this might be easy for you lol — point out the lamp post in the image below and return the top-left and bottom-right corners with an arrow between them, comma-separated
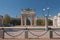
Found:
45,14 -> 48,31
43,7 -> 50,31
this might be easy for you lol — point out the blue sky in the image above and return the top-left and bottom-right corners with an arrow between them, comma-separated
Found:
0,0 -> 60,18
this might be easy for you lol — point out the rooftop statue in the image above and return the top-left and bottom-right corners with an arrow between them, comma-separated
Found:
25,8 -> 32,11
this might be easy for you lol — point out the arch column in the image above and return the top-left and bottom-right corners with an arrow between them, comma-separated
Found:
31,16 -> 32,26
24,17 -> 26,26
34,16 -> 36,26
21,16 -> 23,26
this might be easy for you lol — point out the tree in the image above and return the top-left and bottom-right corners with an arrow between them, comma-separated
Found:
3,14 -> 11,26
36,18 -> 53,26
10,19 -> 21,26
41,19 -> 45,26
37,19 -> 45,26
48,19 -> 53,26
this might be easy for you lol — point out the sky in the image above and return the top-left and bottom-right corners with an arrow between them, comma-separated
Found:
0,0 -> 60,18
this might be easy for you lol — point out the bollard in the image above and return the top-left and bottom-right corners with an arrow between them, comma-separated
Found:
2,28 -> 4,39
49,30 -> 53,39
25,28 -> 28,39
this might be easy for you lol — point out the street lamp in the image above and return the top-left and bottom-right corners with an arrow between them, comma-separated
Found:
42,7 -> 50,31
47,7 -> 49,10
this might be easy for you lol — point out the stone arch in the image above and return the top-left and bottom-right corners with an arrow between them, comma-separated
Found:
21,8 -> 36,26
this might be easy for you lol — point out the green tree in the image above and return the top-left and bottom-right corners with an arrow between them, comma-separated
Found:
3,14 -> 11,26
48,19 -> 53,26
10,19 -> 21,26
41,19 -> 45,26
37,19 -> 45,26
36,18 -> 53,26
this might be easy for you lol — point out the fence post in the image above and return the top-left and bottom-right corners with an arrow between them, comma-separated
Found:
2,28 -> 4,39
49,30 -> 53,39
25,28 -> 28,39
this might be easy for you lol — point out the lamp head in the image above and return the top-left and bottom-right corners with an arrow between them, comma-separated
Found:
47,7 -> 49,10
43,9 -> 45,11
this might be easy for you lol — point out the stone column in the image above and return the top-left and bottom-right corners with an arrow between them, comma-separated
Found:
21,16 -> 23,26
34,17 -> 36,26
31,16 -> 32,26
53,19 -> 54,27
57,16 -> 60,27
24,17 -> 26,26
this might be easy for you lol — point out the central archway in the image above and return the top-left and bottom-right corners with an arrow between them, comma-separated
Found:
21,8 -> 36,26
26,17 -> 30,25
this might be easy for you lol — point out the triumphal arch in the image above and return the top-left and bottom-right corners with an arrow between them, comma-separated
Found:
21,8 -> 36,26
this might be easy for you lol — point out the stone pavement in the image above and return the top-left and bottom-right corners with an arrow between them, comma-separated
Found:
0,38 -> 60,40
